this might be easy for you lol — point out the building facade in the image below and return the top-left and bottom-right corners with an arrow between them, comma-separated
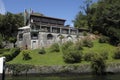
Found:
17,13 -> 88,49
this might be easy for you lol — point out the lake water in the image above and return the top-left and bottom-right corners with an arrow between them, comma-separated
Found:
6,74 -> 120,80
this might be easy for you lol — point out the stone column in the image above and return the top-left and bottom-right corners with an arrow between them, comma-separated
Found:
77,29 -> 79,35
40,25 -> 41,32
60,28 -> 62,34
50,26 -> 52,33
69,28 -> 71,34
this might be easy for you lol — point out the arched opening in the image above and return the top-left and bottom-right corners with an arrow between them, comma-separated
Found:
67,35 -> 73,41
47,34 -> 53,40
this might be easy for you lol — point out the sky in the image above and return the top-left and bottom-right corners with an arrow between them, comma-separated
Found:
1,0 -> 97,26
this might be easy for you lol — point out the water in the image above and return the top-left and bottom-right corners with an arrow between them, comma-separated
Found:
6,74 -> 120,80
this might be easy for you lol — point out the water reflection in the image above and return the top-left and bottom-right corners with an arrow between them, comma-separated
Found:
6,74 -> 120,80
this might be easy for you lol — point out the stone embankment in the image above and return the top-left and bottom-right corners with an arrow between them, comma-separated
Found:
5,62 -> 120,75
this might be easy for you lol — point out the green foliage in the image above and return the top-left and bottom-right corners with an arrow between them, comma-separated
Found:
0,48 -> 10,54
73,12 -> 88,28
38,47 -> 46,54
62,41 -> 73,53
93,0 -> 120,44
100,51 -> 108,60
3,48 -> 20,62
74,41 -> 83,50
84,52 -> 94,61
113,48 -> 120,59
74,0 -> 120,44
10,48 -> 20,58
58,34 -> 65,44
3,54 -> 12,62
91,54 -> 106,75
0,34 -> 3,48
83,31 -> 88,36
99,36 -> 110,43
59,35 -> 64,40
63,46 -> 82,63
50,43 -> 60,52
93,31 -> 99,35
83,38 -> 93,48
0,12 -> 24,41
62,41 -> 82,63
9,37 -> 17,47
9,37 -> 17,43
22,50 -> 32,60
7,40 -> 116,65
6,63 -> 34,76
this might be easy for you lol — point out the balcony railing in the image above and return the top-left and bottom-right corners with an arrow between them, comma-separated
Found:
31,37 -> 38,40
30,29 -> 39,32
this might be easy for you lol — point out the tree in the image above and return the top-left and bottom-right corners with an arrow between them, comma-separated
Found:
74,0 -> 120,45
0,34 -> 3,48
2,12 -> 24,38
73,0 -> 93,30
0,12 -> 24,46
9,37 -> 17,48
73,12 -> 88,28
92,0 -> 120,45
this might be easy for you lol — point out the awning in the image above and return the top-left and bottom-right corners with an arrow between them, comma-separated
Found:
18,25 -> 30,30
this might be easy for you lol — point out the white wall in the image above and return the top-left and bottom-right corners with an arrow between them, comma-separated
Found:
0,57 -> 5,73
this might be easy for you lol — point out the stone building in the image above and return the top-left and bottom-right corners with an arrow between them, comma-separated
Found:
17,13 -> 88,49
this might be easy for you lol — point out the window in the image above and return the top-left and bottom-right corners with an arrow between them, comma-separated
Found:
31,32 -> 38,39
42,18 -> 49,23
50,19 -> 57,24
19,34 -> 23,41
58,21 -> 64,25
47,34 -> 53,40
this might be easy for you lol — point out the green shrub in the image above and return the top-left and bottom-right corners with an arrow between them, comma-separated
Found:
38,47 -> 46,54
3,48 -> 20,62
91,54 -> 106,75
100,51 -> 108,60
62,41 -> 73,53
0,34 -> 3,48
63,46 -> 82,63
3,54 -> 12,62
6,63 -> 34,76
99,36 -> 110,43
94,31 -> 99,35
50,43 -> 60,52
113,49 -> 120,59
0,49 -> 10,54
22,50 -> 31,60
74,41 -> 83,50
83,38 -> 93,48
83,31 -> 87,36
10,48 -> 20,58
84,52 -> 94,61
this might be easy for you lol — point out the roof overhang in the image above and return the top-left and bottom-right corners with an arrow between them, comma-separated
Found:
18,25 -> 30,30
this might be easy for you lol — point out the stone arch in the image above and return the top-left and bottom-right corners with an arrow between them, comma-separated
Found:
47,34 -> 53,40
67,35 -> 73,41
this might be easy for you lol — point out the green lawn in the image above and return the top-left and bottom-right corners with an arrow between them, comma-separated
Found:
83,40 -> 116,61
8,49 -> 65,65
7,40 -> 118,65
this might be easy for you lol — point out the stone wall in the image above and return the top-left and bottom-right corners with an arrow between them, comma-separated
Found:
5,63 -> 120,75
17,31 -> 83,49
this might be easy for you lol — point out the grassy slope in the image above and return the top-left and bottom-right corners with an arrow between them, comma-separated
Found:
8,40 -> 118,65
8,49 -> 65,65
83,40 -> 116,61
